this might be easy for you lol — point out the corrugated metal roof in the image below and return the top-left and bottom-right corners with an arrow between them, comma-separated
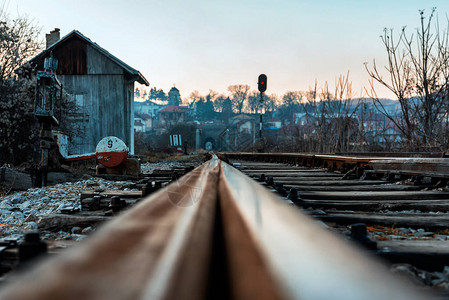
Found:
28,30 -> 149,86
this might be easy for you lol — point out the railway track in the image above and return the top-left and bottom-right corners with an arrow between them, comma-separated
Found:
228,153 -> 449,294
0,153 -> 447,299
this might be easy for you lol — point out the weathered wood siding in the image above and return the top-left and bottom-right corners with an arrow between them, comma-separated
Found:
35,36 -> 87,75
86,45 -> 123,75
127,82 -> 135,154
59,44 -> 133,155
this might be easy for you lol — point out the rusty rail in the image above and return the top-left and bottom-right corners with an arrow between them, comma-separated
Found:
0,156 -> 429,299
369,158 -> 449,178
224,152 -> 449,178
335,152 -> 446,158
223,152 -> 390,172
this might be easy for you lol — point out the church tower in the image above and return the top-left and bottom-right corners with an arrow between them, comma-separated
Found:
167,86 -> 181,106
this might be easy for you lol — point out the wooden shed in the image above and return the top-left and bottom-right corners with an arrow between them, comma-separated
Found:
27,29 -> 149,155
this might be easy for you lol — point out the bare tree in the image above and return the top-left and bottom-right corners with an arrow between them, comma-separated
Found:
0,6 -> 43,165
206,89 -> 218,102
366,8 -> 449,150
228,84 -> 250,114
321,73 -> 360,152
187,90 -> 202,108
283,91 -> 302,106
246,91 -> 260,114
302,80 -> 326,152
277,91 -> 303,122
265,94 -> 279,113
213,94 -> 227,113
246,92 -> 279,115
300,74 -> 359,153
0,8 -> 42,80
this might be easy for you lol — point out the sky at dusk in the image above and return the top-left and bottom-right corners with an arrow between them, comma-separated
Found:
4,0 -> 449,100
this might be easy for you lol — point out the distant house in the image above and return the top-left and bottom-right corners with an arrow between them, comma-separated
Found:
134,119 -> 145,132
293,113 -> 309,126
231,114 -> 255,134
266,117 -> 282,129
381,126 -> 403,143
134,112 -> 153,132
368,125 -> 403,145
135,100 -> 165,118
356,111 -> 399,144
24,29 -> 149,154
158,105 -> 188,125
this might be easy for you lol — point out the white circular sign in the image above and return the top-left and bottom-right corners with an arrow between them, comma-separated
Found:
95,136 -> 129,167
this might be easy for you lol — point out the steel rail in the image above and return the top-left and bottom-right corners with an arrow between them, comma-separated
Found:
335,152 -> 445,158
225,152 -> 449,178
217,160 -> 428,300
224,152 -> 394,162
223,152 -> 391,171
0,156 -> 430,299
369,158 -> 449,178
0,158 -> 221,300
226,152 -> 446,160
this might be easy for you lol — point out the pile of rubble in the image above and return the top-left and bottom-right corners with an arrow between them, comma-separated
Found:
0,158 -> 206,242
0,175 -> 136,241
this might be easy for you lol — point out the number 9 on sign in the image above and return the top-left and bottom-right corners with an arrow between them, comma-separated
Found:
95,136 -> 129,168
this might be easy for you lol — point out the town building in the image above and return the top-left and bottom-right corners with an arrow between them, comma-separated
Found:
134,100 -> 165,118
134,112 -> 153,132
167,86 -> 182,106
158,105 -> 188,125
25,29 -> 149,154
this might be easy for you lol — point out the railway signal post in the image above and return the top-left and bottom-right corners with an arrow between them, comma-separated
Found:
257,74 -> 267,152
